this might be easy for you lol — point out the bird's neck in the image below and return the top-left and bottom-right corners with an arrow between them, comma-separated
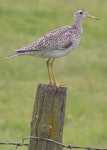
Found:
73,18 -> 83,33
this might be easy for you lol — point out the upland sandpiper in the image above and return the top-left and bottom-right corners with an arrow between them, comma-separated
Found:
7,9 -> 98,86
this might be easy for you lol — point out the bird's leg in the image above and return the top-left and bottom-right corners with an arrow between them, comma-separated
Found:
46,58 -> 58,86
46,58 -> 53,85
50,58 -> 58,86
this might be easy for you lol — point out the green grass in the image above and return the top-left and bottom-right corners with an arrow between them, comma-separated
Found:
0,0 -> 107,149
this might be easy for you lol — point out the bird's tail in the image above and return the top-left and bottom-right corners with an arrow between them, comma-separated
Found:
6,49 -> 35,58
6,51 -> 21,58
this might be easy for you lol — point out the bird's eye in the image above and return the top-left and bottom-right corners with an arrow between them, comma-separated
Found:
79,11 -> 83,15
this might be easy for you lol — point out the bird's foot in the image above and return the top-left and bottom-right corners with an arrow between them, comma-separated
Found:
49,83 -> 66,88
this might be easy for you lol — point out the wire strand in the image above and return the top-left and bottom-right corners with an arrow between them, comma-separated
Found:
0,136 -> 107,150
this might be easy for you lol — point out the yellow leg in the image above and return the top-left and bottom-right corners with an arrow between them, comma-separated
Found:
46,58 -> 58,86
46,58 -> 53,85
49,58 -> 57,86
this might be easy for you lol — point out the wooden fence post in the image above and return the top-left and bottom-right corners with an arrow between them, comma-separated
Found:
28,84 -> 67,150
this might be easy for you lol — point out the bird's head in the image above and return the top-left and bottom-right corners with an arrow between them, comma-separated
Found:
74,9 -> 99,20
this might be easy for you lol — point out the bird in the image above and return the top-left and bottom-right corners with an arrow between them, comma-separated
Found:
7,9 -> 98,87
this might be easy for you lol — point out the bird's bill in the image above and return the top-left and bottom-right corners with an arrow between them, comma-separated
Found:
87,14 -> 99,20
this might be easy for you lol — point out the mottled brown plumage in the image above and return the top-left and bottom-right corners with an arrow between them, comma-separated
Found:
7,9 -> 98,86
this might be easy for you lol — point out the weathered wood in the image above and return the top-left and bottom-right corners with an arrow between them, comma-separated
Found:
28,84 -> 67,150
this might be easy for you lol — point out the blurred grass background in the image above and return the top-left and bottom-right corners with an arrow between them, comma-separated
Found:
0,0 -> 107,149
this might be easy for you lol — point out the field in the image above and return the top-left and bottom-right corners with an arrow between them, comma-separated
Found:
0,0 -> 107,149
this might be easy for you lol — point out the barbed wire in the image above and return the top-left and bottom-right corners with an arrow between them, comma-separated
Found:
0,136 -> 107,150
0,141 -> 28,150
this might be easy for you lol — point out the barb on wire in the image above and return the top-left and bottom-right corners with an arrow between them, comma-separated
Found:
0,142 -> 28,146
0,141 -> 28,150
